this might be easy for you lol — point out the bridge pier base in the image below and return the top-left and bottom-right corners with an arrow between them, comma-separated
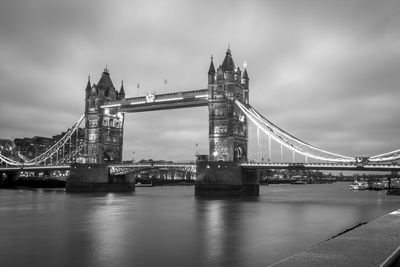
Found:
195,161 -> 259,197
66,163 -> 135,193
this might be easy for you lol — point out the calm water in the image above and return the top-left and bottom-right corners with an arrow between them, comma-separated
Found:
1,183 -> 399,267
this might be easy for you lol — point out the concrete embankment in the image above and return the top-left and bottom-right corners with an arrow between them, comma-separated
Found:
270,208 -> 400,267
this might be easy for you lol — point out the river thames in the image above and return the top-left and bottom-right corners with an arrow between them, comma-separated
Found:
1,182 -> 399,267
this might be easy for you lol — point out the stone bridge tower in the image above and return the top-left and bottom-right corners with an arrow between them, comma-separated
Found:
207,48 -> 249,162
83,68 -> 125,164
195,48 -> 258,196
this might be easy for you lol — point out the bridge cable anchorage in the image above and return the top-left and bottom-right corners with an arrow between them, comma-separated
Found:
0,114 -> 85,167
235,101 -> 355,163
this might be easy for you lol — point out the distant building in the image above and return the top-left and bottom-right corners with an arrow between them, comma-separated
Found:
0,139 -> 16,156
14,136 -> 53,158
0,139 -> 18,166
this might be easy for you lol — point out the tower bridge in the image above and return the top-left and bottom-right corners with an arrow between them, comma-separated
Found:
1,47 -> 400,195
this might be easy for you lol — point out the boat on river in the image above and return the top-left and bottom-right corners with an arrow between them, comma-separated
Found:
349,181 -> 368,190
135,181 -> 153,187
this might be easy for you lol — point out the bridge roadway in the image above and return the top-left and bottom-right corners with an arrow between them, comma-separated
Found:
0,165 -> 70,172
242,162 -> 400,172
101,89 -> 209,112
2,162 -> 400,173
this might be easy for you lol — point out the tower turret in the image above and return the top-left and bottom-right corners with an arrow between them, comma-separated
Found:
221,47 -> 235,71
85,75 -> 91,99
119,80 -> 126,99
242,63 -> 249,105
208,55 -> 216,84
242,63 -> 249,89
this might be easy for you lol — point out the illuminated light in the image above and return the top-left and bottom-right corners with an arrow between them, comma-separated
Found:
206,165 -> 210,169
195,94 -> 209,98
130,101 -> 146,105
218,165 -> 220,168
104,109 -> 109,115
213,151 -> 218,157
117,112 -> 123,118
101,103 -> 121,108
155,97 -> 183,102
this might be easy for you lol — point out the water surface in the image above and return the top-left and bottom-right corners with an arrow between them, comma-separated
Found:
1,183 -> 399,267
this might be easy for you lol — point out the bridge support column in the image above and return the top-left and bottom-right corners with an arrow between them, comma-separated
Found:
66,163 -> 135,192
195,161 -> 259,196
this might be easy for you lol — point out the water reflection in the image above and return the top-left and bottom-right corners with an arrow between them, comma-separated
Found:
195,199 -> 247,266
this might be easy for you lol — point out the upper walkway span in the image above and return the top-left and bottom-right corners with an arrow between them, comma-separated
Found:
101,89 -> 208,113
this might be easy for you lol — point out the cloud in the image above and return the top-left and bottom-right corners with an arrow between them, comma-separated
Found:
0,0 -> 399,162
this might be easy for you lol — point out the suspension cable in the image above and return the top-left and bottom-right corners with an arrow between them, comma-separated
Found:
0,114 -> 84,166
23,114 -> 84,165
236,101 -> 354,162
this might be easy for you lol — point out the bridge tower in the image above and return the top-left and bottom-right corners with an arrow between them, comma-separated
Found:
67,69 -> 133,192
207,48 -> 249,162
83,68 -> 125,164
195,48 -> 259,196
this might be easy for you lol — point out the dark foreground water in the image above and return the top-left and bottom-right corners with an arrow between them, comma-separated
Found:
1,183 -> 399,267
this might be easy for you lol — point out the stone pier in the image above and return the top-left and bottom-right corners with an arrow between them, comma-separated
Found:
66,163 -> 135,192
195,161 -> 259,196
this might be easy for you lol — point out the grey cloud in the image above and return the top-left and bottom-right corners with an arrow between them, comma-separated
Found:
0,0 -> 399,161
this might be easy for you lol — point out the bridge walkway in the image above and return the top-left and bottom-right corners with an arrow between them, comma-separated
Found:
271,208 -> 400,267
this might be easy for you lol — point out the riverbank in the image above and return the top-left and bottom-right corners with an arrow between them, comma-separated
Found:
270,208 -> 400,267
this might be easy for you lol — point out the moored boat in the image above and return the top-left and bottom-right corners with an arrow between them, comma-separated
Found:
349,181 -> 368,190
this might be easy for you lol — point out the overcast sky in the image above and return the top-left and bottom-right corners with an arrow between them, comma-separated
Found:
1,0 -> 400,162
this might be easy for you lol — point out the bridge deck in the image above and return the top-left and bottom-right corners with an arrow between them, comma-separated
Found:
0,165 -> 70,172
242,162 -> 400,172
2,162 -> 400,172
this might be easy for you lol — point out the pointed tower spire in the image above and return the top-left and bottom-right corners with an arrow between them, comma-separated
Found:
119,80 -> 125,99
242,68 -> 249,80
86,75 -> 91,89
208,55 -> 216,84
208,55 -> 216,75
221,46 -> 235,71
242,61 -> 249,89
85,75 -> 92,98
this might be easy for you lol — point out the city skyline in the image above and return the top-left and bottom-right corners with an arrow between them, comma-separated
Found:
1,0 -> 400,161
